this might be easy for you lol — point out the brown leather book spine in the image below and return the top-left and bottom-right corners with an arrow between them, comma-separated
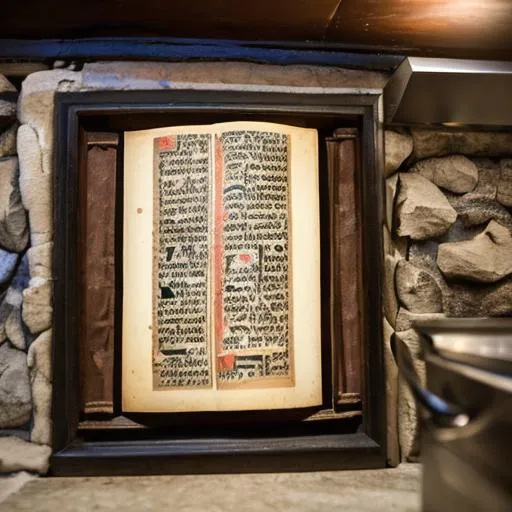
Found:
80,132 -> 118,415
327,128 -> 363,406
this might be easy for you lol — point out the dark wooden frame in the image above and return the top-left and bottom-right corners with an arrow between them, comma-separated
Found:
52,89 -> 385,475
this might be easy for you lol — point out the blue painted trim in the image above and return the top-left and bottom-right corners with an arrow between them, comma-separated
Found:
0,37 -> 404,71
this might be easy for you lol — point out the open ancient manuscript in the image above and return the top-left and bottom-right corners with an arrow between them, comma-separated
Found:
123,121 -> 321,412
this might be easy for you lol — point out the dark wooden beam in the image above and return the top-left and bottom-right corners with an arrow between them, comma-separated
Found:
0,0 -> 340,40
327,0 -> 512,61
1,1 -> 511,60
0,38 -> 403,71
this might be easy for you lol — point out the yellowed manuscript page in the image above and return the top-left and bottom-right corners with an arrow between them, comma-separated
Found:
123,121 -> 321,412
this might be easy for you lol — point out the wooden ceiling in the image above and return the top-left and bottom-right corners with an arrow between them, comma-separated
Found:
2,0 -> 512,60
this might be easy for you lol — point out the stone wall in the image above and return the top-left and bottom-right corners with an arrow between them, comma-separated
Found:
1,61 -> 510,474
384,128 -> 512,463
0,77 -> 47,473
0,62 -> 389,474
0,70 -> 79,473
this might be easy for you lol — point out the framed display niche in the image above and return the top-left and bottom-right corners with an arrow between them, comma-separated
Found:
52,88 -> 385,475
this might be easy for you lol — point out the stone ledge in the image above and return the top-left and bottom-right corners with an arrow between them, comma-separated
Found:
0,465 -> 421,511
82,61 -> 389,92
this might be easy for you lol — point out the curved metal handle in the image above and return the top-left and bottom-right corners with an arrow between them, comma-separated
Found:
391,333 -> 470,428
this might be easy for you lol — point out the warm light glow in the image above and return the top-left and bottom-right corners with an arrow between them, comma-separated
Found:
425,0 -> 503,26
396,0 -> 508,39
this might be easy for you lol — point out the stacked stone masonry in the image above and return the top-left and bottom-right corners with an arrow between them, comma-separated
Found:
384,128 -> 512,464
0,69 -> 79,475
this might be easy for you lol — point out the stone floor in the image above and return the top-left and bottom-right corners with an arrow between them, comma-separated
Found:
0,464 -> 421,511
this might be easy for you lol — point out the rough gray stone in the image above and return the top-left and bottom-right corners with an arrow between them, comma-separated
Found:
396,173 -> 457,240
408,240 -> 445,280
28,329 -> 52,445
383,317 -> 399,467
385,174 -> 398,231
438,220 -> 512,283
3,285 -> 26,351
0,343 -> 32,428
472,158 -> 500,199
396,329 -> 424,462
437,218 -> 486,247
410,233 -> 511,317
497,159 -> 512,207
443,276 -> 512,318
385,131 -> 413,177
382,225 -> 393,257
0,156 -> 29,252
480,277 -> 512,317
396,260 -> 443,313
412,155 -> 478,194
0,248 -> 18,286
399,375 -> 421,463
412,129 -> 512,160
0,100 -> 16,124
409,239 -> 438,266
4,253 -> 31,350
0,289 -> 8,344
0,74 -> 16,93
407,241 -> 451,312
395,308 -> 446,332
11,251 -> 30,292
383,254 -> 400,327
383,222 -> 408,261
18,70 -> 80,179
0,122 -> 18,158
27,242 -> 52,279
5,284 -> 23,309
443,284 -> 482,317
394,234 -> 409,260
5,302 -> 26,350
0,254 -> 30,349
447,193 -> 512,229
17,124 -> 52,247
0,436 -> 51,474
22,277 -> 52,335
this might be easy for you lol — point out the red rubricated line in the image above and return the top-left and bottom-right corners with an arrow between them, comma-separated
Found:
214,136 -> 224,370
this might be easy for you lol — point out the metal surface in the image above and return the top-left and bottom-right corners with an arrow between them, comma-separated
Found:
422,351 -> 512,512
391,334 -> 469,428
385,57 -> 512,126
415,318 -> 512,375
395,318 -> 512,511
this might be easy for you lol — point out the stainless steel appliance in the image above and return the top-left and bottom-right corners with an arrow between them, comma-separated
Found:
392,319 -> 512,512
